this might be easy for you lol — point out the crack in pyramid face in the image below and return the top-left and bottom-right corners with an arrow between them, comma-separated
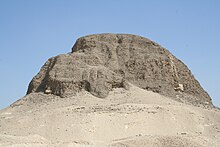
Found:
27,33 -> 212,107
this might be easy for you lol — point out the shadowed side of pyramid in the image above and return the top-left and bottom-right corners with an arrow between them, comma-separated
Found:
26,33 -> 212,107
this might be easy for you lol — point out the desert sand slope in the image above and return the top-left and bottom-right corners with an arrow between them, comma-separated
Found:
0,84 -> 220,147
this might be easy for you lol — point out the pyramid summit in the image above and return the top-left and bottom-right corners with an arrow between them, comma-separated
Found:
27,33 -> 212,107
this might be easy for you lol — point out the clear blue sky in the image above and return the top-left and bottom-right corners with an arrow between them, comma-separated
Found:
0,0 -> 220,109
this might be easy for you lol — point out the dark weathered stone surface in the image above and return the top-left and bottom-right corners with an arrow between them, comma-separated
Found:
27,33 -> 212,106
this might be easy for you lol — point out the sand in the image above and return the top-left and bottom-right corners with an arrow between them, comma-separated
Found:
0,84 -> 220,147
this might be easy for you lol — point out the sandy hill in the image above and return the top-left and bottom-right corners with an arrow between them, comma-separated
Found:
0,34 -> 219,147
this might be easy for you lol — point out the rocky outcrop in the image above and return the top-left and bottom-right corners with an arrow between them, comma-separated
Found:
27,33 -> 212,106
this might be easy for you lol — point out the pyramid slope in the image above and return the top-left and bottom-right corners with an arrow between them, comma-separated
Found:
27,34 -> 212,107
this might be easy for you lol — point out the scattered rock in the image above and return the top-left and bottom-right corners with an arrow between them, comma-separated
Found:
174,84 -> 184,92
44,89 -> 52,94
